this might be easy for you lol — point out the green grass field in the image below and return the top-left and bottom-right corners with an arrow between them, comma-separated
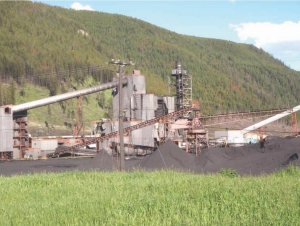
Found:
0,166 -> 299,225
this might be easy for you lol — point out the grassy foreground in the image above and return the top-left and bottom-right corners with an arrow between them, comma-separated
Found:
0,167 -> 299,225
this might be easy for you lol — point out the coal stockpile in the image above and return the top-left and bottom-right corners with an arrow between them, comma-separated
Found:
78,150 -> 119,171
0,136 -> 299,176
133,136 -> 300,175
0,158 -> 92,176
78,150 -> 145,171
134,139 -> 195,171
193,136 -> 300,175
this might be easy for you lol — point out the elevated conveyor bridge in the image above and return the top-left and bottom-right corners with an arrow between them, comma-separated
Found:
47,106 -> 193,157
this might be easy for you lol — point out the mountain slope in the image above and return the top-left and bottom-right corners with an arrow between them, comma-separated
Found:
0,1 -> 300,120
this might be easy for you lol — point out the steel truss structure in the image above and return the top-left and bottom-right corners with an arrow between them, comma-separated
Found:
47,106 -> 193,157
185,110 -> 208,155
290,112 -> 298,136
199,108 -> 291,127
169,61 -> 192,118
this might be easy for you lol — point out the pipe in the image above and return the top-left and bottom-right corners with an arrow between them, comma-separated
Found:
240,105 -> 300,135
12,78 -> 127,113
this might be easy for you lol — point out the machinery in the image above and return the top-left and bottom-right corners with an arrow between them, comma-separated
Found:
167,61 -> 208,154
3,59 -> 298,160
50,61 -> 199,157
169,60 -> 192,118
240,106 -> 300,135
0,65 -> 181,159
212,106 -> 300,146
48,106 -> 193,157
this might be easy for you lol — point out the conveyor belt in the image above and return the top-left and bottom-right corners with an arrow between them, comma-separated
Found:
47,106 -> 193,157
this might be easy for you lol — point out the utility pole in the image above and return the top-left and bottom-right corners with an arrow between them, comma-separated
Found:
109,59 -> 134,171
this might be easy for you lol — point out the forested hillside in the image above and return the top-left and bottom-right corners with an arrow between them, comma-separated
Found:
1,1 -> 300,128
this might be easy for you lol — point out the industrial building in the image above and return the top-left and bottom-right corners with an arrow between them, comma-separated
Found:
1,60 -> 299,160
93,69 -> 176,155
0,79 -> 124,159
0,61 -> 195,159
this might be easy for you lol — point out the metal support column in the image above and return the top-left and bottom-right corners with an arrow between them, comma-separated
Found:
109,59 -> 134,171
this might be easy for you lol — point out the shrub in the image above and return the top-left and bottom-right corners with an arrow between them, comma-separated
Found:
219,168 -> 239,178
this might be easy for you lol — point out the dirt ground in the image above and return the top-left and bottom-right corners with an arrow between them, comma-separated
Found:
0,136 -> 299,177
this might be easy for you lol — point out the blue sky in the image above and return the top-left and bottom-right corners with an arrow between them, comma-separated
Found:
37,1 -> 300,71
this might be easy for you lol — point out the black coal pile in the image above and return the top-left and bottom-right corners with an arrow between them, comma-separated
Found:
1,136 -> 299,177
78,150 -> 119,171
283,153 -> 299,166
193,136 -> 300,175
134,139 -> 195,171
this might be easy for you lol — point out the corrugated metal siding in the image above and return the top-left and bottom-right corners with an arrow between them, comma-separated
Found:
113,75 -> 146,121
163,96 -> 175,113
31,139 -> 58,150
141,125 -> 155,147
112,85 -> 119,121
135,94 -> 142,121
153,95 -> 158,111
130,96 -> 134,119
13,148 -> 20,159
24,150 -> 46,159
102,121 -> 113,134
131,121 -> 143,146
110,75 -> 159,148
141,94 -> 155,121
121,76 -> 134,120
214,130 -> 242,139
134,75 -> 146,94
0,107 -> 13,152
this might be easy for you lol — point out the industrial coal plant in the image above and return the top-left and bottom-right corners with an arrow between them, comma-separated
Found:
1,60 -> 300,165
0,60 -> 206,160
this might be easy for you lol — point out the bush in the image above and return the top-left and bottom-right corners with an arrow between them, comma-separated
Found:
219,168 -> 239,178
273,165 -> 300,177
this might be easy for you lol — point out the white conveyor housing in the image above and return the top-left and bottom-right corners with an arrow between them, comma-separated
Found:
240,105 -> 300,135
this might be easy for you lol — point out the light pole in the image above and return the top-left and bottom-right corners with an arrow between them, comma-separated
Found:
109,59 -> 134,171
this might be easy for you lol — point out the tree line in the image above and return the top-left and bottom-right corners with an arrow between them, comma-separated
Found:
0,1 -> 300,115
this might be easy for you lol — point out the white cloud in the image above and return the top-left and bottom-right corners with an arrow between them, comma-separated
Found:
230,21 -> 300,71
229,21 -> 300,48
71,2 -> 94,11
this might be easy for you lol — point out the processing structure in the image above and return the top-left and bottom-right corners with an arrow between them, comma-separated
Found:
1,61 -> 196,159
1,59 -> 296,160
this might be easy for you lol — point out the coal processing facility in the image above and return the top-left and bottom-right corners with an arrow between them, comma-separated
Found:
0,79 -> 125,159
87,61 -> 207,157
0,61 -> 210,160
1,60 -> 297,161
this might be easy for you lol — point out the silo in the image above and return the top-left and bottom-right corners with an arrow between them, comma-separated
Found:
163,96 -> 175,113
113,71 -> 146,121
132,72 -> 146,94
131,94 -> 143,120
141,94 -> 156,121
141,125 -> 155,147
102,121 -> 113,134
129,120 -> 142,146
